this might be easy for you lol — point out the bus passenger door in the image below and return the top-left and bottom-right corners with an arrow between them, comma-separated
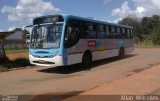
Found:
64,21 -> 81,65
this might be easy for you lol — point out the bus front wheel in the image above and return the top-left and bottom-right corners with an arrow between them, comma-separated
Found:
82,51 -> 92,67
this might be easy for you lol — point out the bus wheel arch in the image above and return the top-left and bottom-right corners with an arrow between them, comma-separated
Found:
82,50 -> 92,67
119,47 -> 125,58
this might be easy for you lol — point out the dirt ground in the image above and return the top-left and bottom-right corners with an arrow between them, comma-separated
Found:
64,64 -> 160,101
0,48 -> 160,101
6,52 -> 29,60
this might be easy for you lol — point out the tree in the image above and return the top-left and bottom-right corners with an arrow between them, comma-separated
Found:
152,29 -> 160,45
14,28 -> 22,31
141,15 -> 160,35
119,16 -> 144,42
141,15 -> 160,44
119,15 -> 160,45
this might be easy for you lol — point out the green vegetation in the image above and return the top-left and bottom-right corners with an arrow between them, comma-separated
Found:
5,48 -> 28,54
10,58 -> 30,67
135,42 -> 160,48
0,58 -> 31,72
119,15 -> 160,46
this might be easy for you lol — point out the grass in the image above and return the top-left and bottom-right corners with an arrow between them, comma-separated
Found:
5,48 -> 28,54
135,40 -> 160,48
135,44 -> 160,48
135,43 -> 160,48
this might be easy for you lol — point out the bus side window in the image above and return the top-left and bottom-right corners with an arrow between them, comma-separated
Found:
130,29 -> 133,39
117,27 -> 121,38
124,28 -> 128,39
108,26 -> 112,39
127,29 -> 130,39
85,23 -> 96,39
111,26 -> 116,39
97,24 -> 106,39
106,25 -> 109,39
78,21 -> 85,39
64,21 -> 80,48
121,28 -> 125,39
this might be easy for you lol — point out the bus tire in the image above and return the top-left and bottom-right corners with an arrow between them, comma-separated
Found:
82,51 -> 92,67
119,47 -> 125,58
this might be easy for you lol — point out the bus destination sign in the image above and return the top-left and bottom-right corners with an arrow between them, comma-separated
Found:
33,16 -> 64,25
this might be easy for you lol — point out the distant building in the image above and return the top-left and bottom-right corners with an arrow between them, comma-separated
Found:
0,31 -> 14,60
4,30 -> 27,49
5,31 -> 24,40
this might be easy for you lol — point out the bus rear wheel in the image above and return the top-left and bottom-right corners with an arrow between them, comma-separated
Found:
82,51 -> 92,67
119,48 -> 125,58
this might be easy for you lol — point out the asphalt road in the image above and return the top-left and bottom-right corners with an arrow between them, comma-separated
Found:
0,48 -> 160,97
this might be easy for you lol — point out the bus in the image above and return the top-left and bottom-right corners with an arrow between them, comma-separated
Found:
29,14 -> 134,67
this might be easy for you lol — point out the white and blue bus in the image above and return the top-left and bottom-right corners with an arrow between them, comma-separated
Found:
29,14 -> 134,67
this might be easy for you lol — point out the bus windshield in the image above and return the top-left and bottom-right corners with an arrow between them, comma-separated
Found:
30,24 -> 63,49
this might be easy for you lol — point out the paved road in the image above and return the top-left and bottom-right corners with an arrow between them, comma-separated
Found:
0,48 -> 160,97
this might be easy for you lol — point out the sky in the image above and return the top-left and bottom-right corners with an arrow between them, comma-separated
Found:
0,0 -> 160,31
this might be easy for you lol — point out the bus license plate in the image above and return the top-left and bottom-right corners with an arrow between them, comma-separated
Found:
39,60 -> 45,63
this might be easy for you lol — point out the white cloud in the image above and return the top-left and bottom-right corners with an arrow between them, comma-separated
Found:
103,0 -> 112,4
0,29 -> 3,32
112,1 -> 132,18
132,0 -> 160,17
8,26 -> 16,31
111,0 -> 160,20
1,0 -> 61,23
113,18 -> 122,23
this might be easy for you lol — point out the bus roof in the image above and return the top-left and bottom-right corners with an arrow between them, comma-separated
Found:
33,14 -> 133,29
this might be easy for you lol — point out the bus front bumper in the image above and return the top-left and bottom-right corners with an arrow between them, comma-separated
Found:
29,54 -> 64,67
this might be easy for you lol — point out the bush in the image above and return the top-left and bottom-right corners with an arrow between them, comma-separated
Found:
0,58 -> 31,72
12,58 -> 30,67
152,30 -> 160,45
2,58 -> 31,69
